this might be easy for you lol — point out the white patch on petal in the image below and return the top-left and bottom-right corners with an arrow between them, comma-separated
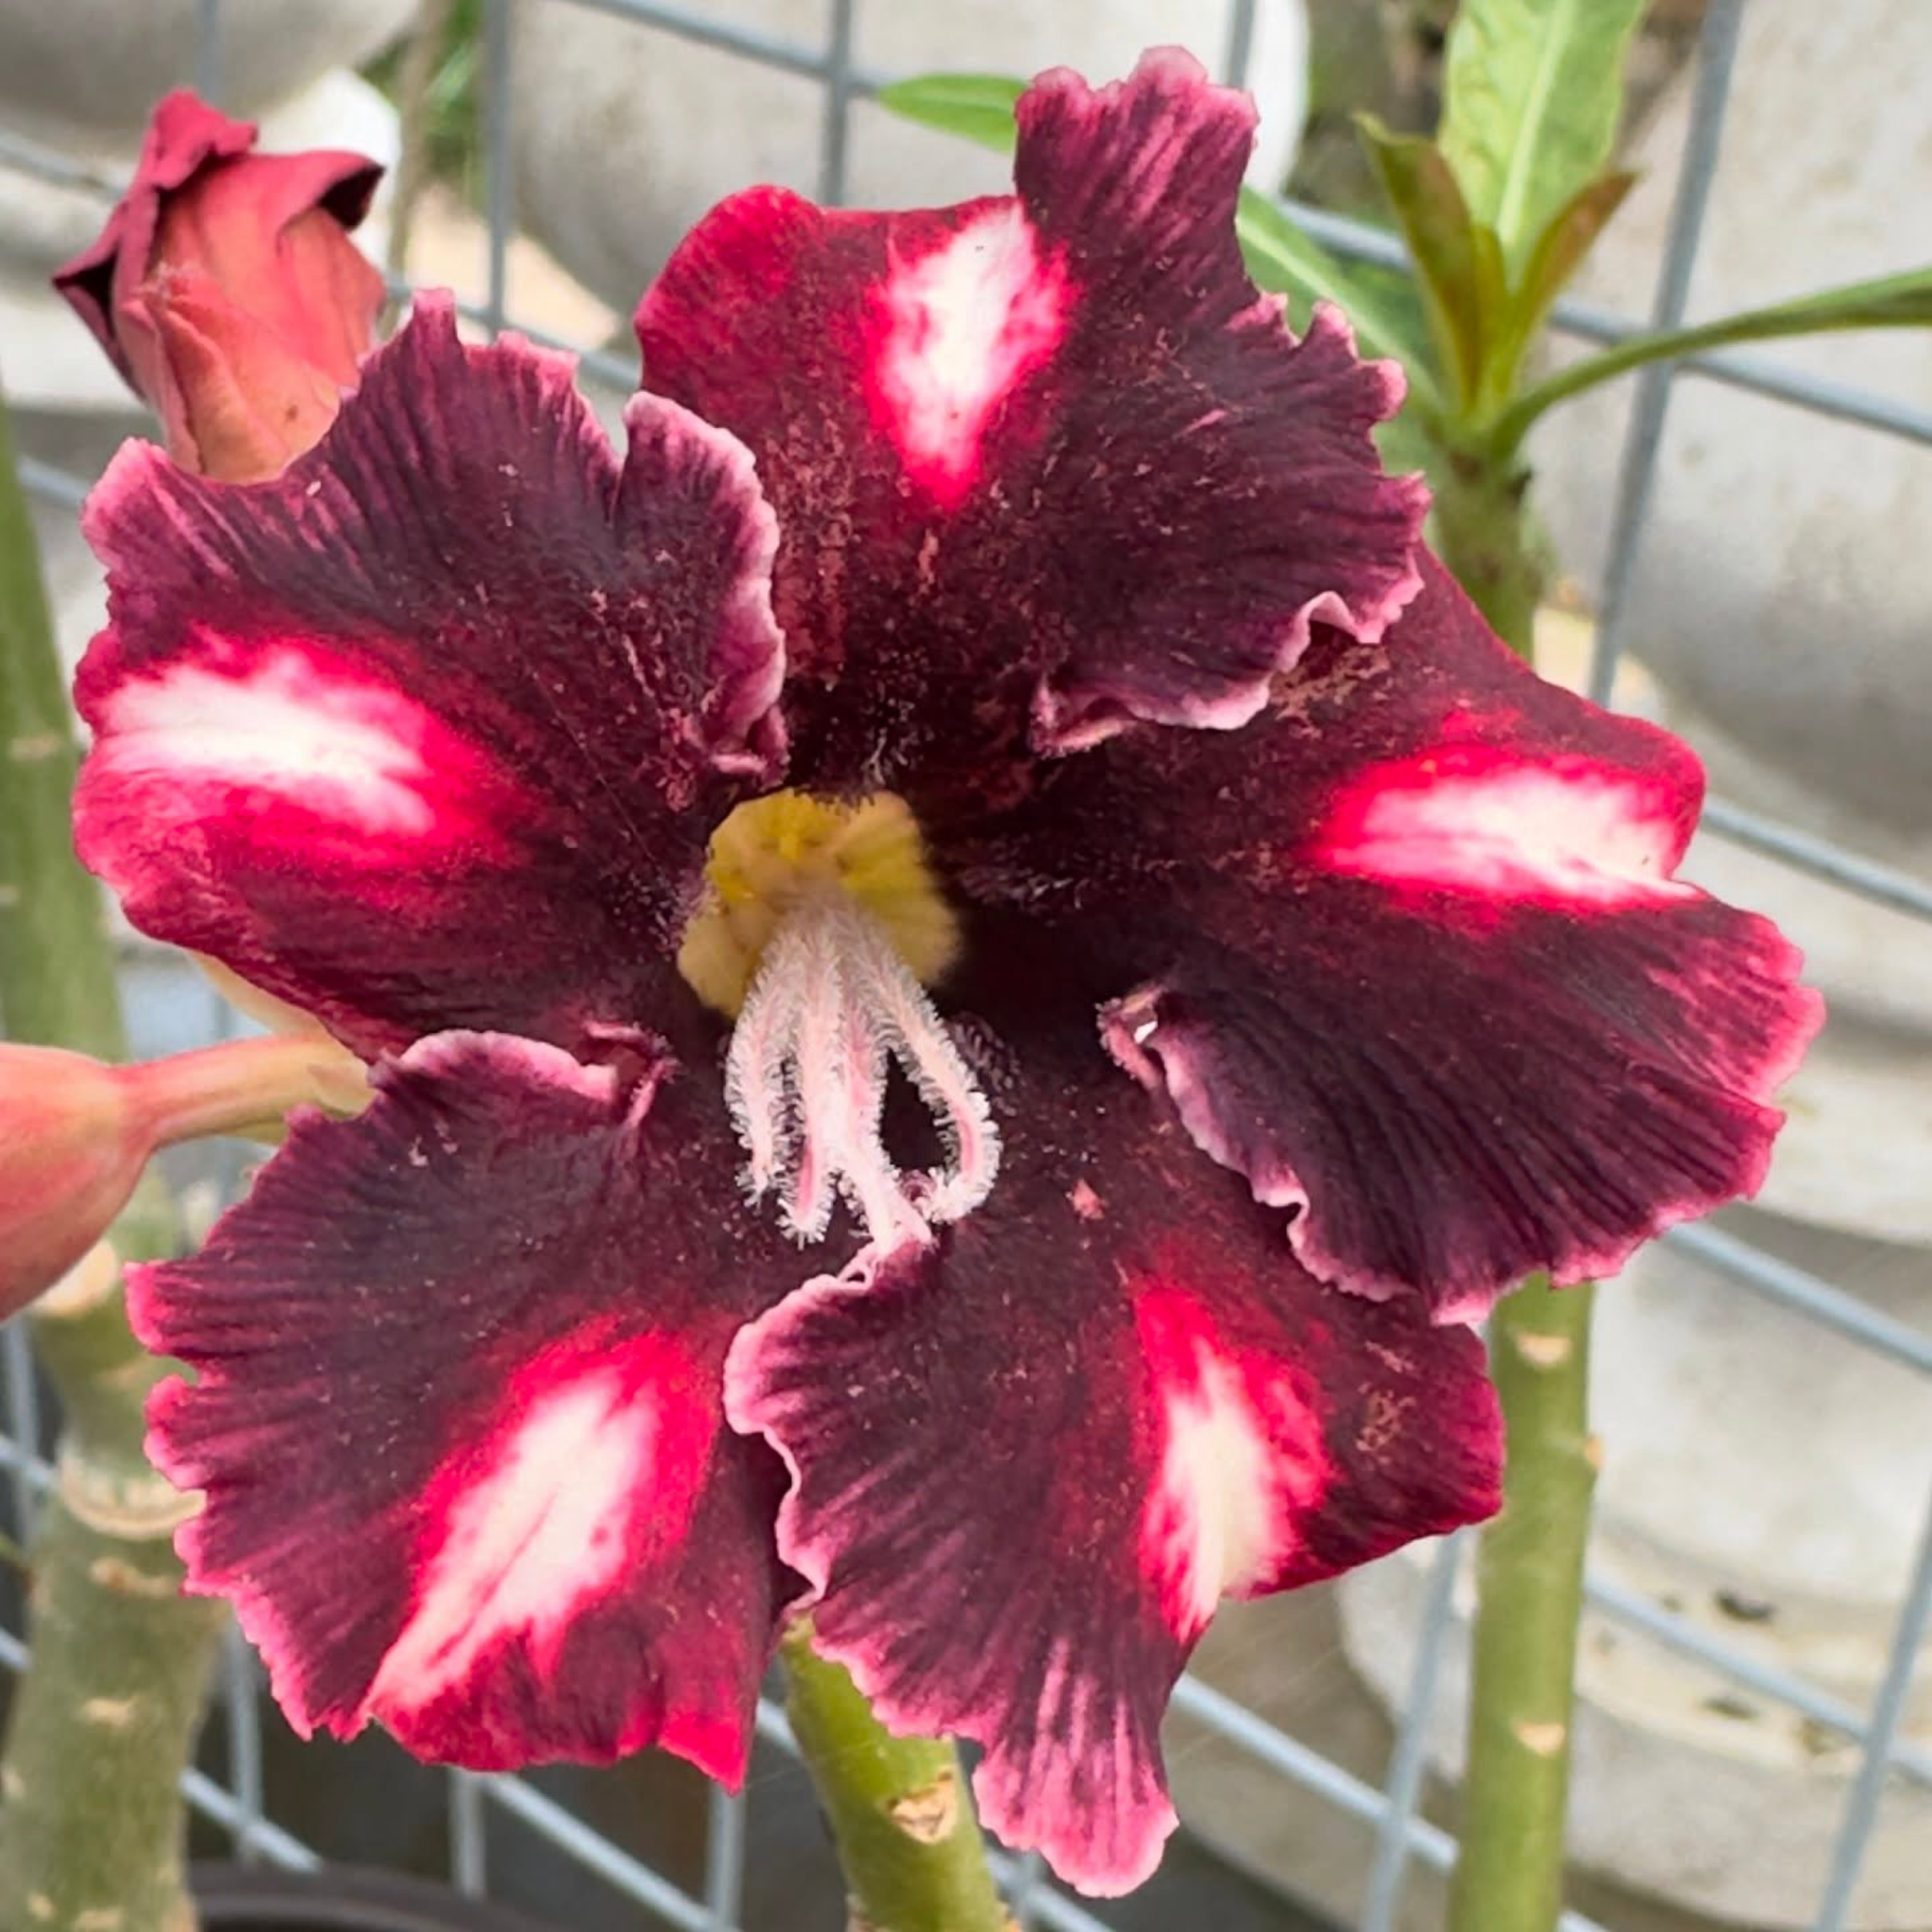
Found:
1321,755 -> 1694,908
370,1361 -> 652,1716
874,205 -> 1067,502
1147,1349 -> 1280,1634
100,643 -> 440,836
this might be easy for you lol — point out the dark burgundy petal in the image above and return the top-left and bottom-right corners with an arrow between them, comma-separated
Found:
934,553 -> 1822,1322
729,950 -> 1499,1893
75,295 -> 784,1057
637,49 -> 1423,789
130,1029 -> 807,1780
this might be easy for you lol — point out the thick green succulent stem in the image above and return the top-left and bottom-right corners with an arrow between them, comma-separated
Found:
1432,430 -> 1599,1932
0,386 -> 219,1932
781,1625 -> 1015,1932
1447,1279 -> 1598,1932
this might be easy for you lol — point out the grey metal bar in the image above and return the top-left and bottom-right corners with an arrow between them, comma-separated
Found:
1812,1494 -> 1932,1931
547,0 -> 876,86
1664,1221 -> 1932,1378
482,0 -> 515,334
1006,1850 -> 1049,1931
484,1775 -> 715,1929
193,0 -> 224,106
1361,1533 -> 1464,1932
0,129 -> 123,196
1222,0 -> 1259,88
450,1770 -> 489,1896
1168,1676 -> 1615,1932
17,457 -> 91,515
182,1768 -> 323,1872
1588,0 -> 1747,704
701,1783 -> 746,1930
1702,797 -> 1932,924
1586,1568 -> 1932,1788
1,1325 -> 42,1543
816,0 -> 857,208
980,1853 -> 1112,1932
221,1626 -> 267,1863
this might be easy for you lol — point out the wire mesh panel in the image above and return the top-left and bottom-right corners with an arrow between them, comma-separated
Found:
2,2 -> 1929,1929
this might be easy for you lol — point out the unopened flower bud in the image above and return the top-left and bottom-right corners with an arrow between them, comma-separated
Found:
0,1046 -> 145,1321
54,90 -> 384,481
0,1035 -> 368,1321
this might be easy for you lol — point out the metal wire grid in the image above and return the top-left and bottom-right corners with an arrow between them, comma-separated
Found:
1,0 -> 1928,1927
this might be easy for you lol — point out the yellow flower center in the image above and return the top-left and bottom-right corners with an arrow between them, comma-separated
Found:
678,791 -> 960,1019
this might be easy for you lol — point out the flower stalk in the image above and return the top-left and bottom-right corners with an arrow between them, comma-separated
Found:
1433,457 -> 1598,1932
0,384 -> 223,1932
781,1625 -> 1015,1932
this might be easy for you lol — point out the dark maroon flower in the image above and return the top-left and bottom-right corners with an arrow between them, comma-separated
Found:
55,90 -> 383,481
76,52 -> 1817,1895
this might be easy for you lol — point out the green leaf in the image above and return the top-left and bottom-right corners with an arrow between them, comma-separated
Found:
1490,263 -> 1932,450
1439,0 -> 1647,275
873,72 -> 1025,152
1356,116 -> 1506,409
1479,167 -> 1635,407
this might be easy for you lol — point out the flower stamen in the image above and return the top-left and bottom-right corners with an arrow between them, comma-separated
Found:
724,894 -> 997,1247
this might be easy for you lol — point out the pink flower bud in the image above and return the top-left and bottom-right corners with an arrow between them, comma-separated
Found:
0,1036 -> 368,1321
54,90 -> 384,482
0,1046 -> 145,1321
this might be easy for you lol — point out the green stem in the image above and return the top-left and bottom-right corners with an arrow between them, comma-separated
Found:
1448,1283 -> 1598,1932
781,1626 -> 1014,1932
1485,262 -> 1932,451
1427,440 -> 1542,654
1433,455 -> 1598,1932
0,386 -> 221,1932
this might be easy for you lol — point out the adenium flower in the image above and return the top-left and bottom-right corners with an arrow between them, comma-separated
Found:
54,90 -> 382,483
73,53 -> 1818,1894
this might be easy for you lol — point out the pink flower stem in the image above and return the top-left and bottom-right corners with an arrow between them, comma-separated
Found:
0,386 -> 224,1932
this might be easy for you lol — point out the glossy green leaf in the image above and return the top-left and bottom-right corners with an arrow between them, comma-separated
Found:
872,72 -> 1025,152
1491,262 -> 1932,449
1439,0 -> 1647,275
878,71 -> 1443,413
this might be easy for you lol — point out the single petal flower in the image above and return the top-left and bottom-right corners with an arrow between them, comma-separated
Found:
76,50 -> 1818,1894
54,90 -> 384,481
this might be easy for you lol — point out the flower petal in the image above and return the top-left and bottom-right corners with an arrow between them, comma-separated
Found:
54,92 -> 264,387
129,1029 -> 806,1779
76,295 -> 784,1057
728,946 -> 1499,1893
937,554 -> 1822,1322
636,48 -> 1423,787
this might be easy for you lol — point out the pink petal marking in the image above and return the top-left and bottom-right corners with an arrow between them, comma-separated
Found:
870,204 -> 1069,507
1318,743 -> 1696,911
369,1334 -> 705,1733
93,638 -> 505,849
1134,1288 -> 1326,1640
